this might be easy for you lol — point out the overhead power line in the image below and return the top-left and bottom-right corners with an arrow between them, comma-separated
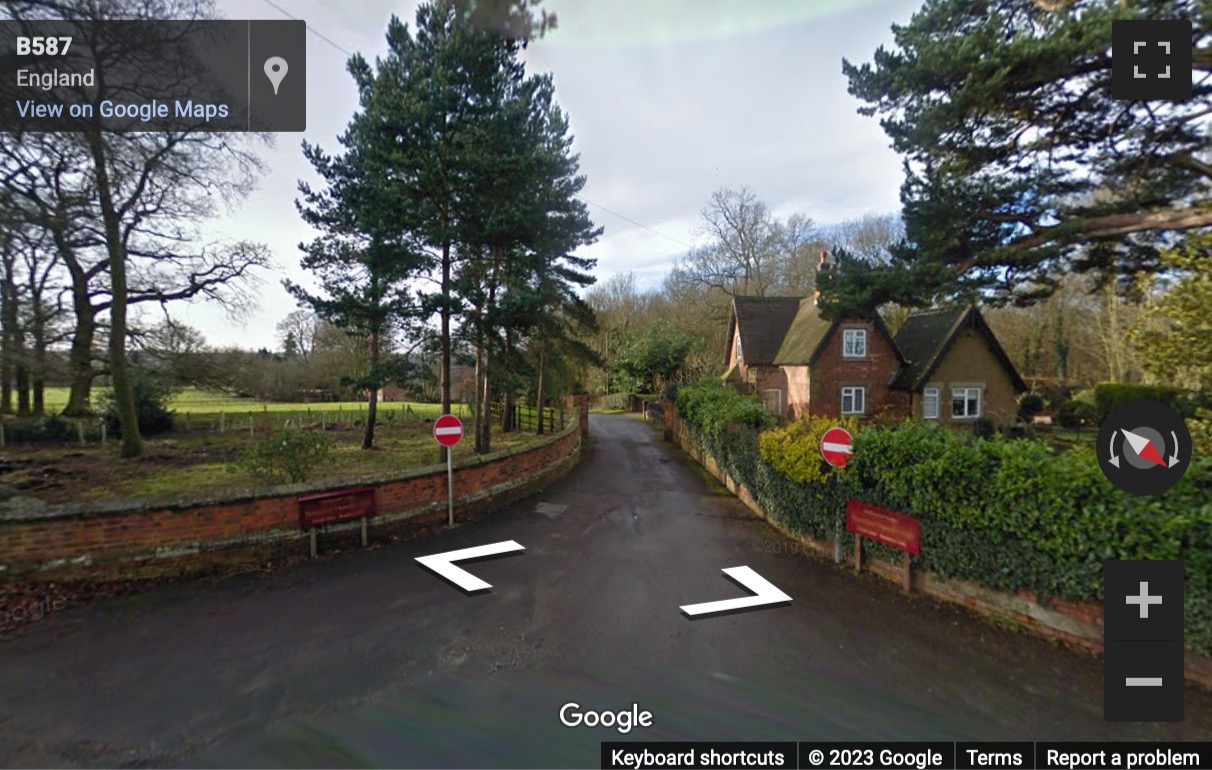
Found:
257,0 -> 691,251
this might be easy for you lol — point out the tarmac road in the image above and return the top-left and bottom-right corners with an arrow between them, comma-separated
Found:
0,413 -> 1209,768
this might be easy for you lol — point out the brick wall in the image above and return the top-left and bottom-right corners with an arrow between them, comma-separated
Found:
664,404 -> 1212,687
0,419 -> 583,579
809,320 -> 910,420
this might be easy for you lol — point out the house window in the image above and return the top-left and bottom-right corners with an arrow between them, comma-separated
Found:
922,387 -> 939,419
951,387 -> 982,419
735,333 -> 742,363
762,388 -> 782,416
841,386 -> 866,415
842,329 -> 868,358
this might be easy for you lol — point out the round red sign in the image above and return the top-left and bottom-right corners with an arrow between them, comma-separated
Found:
821,426 -> 854,468
433,414 -> 464,447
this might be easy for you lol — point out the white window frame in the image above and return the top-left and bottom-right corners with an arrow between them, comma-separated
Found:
951,387 -> 982,419
922,387 -> 939,420
841,386 -> 866,415
842,328 -> 868,358
762,388 -> 782,416
735,333 -> 742,363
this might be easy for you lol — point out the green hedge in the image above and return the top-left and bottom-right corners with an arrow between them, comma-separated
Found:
674,388 -> 1212,655
1091,382 -> 1185,422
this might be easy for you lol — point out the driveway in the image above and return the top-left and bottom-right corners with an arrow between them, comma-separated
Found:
1,414 -> 1209,768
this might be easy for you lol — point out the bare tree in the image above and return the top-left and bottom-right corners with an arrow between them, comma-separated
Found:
276,309 -> 319,361
679,186 -> 783,297
2,0 -> 272,452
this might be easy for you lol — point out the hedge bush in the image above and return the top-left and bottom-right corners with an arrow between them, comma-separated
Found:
1056,398 -> 1097,429
1091,382 -> 1185,422
675,380 -> 771,439
674,394 -> 1212,655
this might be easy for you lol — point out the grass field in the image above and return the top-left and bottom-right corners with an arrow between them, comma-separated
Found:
1,413 -> 554,504
3,388 -> 567,504
38,386 -> 469,417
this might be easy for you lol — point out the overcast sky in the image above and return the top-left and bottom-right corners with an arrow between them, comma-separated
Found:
179,0 -> 920,350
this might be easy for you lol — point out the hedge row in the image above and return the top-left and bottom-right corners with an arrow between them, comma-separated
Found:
674,381 -> 1212,655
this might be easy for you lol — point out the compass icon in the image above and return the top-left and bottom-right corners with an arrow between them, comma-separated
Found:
1097,399 -> 1192,496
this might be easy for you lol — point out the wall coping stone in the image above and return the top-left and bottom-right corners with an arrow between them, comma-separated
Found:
0,417 -> 579,523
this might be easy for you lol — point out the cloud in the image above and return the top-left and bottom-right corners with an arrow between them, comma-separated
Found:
182,0 -> 918,350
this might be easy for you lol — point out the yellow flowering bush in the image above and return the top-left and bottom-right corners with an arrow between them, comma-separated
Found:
758,415 -> 859,485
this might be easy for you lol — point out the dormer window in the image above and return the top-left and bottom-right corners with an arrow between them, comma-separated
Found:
842,328 -> 867,358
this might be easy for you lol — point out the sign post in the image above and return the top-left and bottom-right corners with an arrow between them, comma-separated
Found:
434,414 -> 464,527
821,426 -> 855,563
845,500 -> 922,593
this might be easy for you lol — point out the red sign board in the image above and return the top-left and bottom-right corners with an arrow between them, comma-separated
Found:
298,486 -> 376,529
820,427 -> 854,468
434,414 -> 464,447
845,499 -> 921,555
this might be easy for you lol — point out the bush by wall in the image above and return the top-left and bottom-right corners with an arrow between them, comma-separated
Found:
675,380 -> 771,438
674,392 -> 1212,655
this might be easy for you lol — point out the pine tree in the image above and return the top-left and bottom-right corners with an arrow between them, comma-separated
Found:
288,97 -> 427,450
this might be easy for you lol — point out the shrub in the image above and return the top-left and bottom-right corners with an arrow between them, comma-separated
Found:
971,416 -> 998,439
0,414 -> 87,443
843,422 -> 1212,653
230,428 -> 335,484
1017,393 -> 1046,422
1056,398 -> 1097,429
759,415 -> 859,486
673,405 -> 1212,654
1190,408 -> 1212,458
100,370 -> 180,436
1091,382 -> 1185,422
675,380 -> 770,438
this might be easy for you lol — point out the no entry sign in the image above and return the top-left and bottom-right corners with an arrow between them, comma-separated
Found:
434,414 -> 464,447
821,426 -> 854,468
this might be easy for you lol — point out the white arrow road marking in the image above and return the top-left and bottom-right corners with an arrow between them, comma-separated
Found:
680,566 -> 792,618
415,540 -> 524,592
821,442 -> 853,454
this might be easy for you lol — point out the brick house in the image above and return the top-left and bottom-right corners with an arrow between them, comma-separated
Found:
723,298 -> 1025,424
723,296 -> 908,421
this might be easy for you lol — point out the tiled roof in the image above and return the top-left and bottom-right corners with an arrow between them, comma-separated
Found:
891,306 -> 969,390
732,297 -> 804,365
773,300 -> 835,365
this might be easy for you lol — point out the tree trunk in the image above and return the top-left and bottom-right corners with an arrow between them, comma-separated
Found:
0,262 -> 14,415
501,390 -> 514,433
535,343 -> 546,435
58,236 -> 101,417
362,328 -> 379,450
479,338 -> 492,453
14,347 -> 30,416
28,286 -> 47,416
88,132 -> 142,457
477,251 -> 501,455
438,210 -> 453,462
473,313 -> 485,455
31,311 -> 46,416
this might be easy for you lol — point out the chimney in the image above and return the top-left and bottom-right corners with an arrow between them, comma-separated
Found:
813,250 -> 831,305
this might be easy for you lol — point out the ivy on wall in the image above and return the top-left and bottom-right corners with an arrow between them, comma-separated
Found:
674,382 -> 1212,655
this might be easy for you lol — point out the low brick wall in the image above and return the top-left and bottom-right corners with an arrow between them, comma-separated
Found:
0,418 -> 582,579
667,412 -> 1212,687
